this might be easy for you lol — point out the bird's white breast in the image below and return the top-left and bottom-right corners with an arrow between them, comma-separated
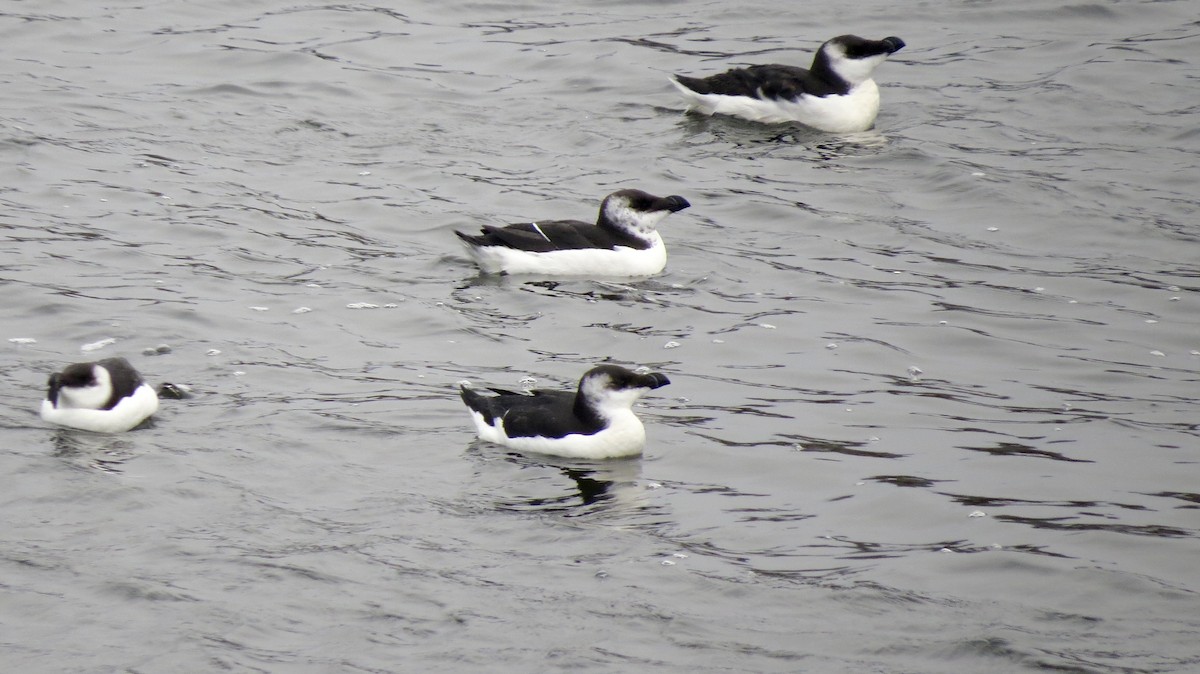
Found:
40,383 -> 159,433
470,408 -> 648,459
466,235 -> 666,277
674,79 -> 882,133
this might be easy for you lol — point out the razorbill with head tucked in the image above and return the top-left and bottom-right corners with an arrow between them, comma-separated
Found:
40,357 -> 159,433
460,364 -> 671,459
671,34 -> 906,132
455,189 -> 690,276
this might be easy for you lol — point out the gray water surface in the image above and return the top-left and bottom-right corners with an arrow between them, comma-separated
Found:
2,1 -> 1198,672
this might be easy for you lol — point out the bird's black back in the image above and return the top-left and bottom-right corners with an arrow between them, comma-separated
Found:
675,62 -> 847,101
456,219 -> 649,253
460,386 -> 604,439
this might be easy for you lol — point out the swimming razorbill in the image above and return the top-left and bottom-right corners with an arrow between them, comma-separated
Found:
671,34 -> 906,132
40,357 -> 159,433
460,364 -> 671,459
455,189 -> 690,276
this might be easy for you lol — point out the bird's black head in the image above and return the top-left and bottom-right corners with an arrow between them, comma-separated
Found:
45,362 -> 111,410
606,189 -> 691,214
827,34 -> 906,59
46,363 -> 99,404
581,364 -> 671,395
599,189 -> 691,237
57,362 -> 100,388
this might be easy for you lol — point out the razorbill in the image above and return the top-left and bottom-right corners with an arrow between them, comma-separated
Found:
671,34 -> 906,132
455,189 -> 690,276
460,364 -> 671,459
40,357 -> 159,433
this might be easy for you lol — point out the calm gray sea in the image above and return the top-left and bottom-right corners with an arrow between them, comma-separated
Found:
2,1 -> 1198,672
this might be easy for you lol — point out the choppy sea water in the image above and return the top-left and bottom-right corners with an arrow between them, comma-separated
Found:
2,1 -> 1198,672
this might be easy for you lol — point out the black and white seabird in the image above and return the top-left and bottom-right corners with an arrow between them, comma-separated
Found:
671,34 -> 906,132
455,189 -> 690,276
40,357 -> 159,433
460,364 -> 671,459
